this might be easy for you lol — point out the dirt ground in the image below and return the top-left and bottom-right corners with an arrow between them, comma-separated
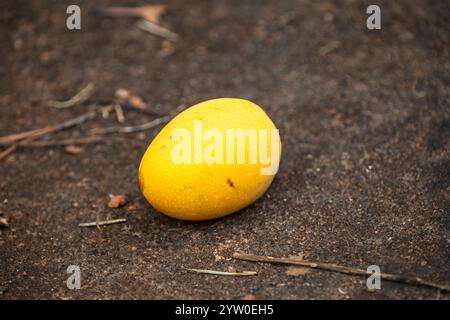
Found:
0,0 -> 449,299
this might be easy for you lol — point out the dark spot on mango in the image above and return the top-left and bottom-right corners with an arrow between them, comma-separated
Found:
227,178 -> 235,188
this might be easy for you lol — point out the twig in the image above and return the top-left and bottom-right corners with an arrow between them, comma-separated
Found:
114,104 -> 125,123
49,83 -> 95,109
93,5 -> 177,41
78,218 -> 127,227
115,100 -> 167,117
16,136 -> 103,147
0,127 -> 53,145
0,111 -> 96,146
0,145 -> 17,160
319,40 -> 341,56
4,136 -> 142,148
88,115 -> 170,135
52,111 -> 97,131
40,97 -> 166,117
185,268 -> 256,276
136,19 -> 179,42
0,111 -> 96,160
233,252 -> 450,292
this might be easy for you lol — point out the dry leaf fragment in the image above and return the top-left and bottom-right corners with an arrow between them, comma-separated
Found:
64,145 -> 83,155
115,88 -> 130,100
288,253 -> 305,261
285,253 -> 309,276
286,266 -> 309,276
108,194 -> 126,208
0,217 -> 8,227
129,96 -> 144,108
138,5 -> 166,24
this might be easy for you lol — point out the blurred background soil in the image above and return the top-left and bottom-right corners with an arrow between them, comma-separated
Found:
0,0 -> 449,299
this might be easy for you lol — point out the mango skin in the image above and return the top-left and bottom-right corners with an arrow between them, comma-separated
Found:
138,98 -> 281,221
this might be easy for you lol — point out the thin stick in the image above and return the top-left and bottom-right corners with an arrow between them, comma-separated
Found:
51,111 -> 97,131
0,127 -> 53,145
5,136 -> 142,148
49,83 -> 94,109
0,111 -> 96,145
38,97 -> 166,117
0,128 -> 54,160
136,19 -> 179,42
78,218 -> 127,227
185,268 -> 256,276
233,252 -> 450,292
122,100 -> 166,117
17,136 -> 103,147
114,104 -> 125,123
0,128 -> 48,145
0,145 -> 17,160
88,115 -> 170,135
0,111 -> 96,160
94,99 -> 167,117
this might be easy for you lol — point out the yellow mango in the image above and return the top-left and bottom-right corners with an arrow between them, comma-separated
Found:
138,98 -> 281,221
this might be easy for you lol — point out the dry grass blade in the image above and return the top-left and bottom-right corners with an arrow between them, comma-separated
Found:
49,83 -> 94,109
186,268 -> 257,276
233,252 -> 450,292
78,218 -> 127,227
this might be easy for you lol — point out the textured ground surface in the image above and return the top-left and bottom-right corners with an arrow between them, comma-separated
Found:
0,0 -> 449,299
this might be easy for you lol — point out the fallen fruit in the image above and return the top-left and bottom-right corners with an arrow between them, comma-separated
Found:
138,98 -> 281,221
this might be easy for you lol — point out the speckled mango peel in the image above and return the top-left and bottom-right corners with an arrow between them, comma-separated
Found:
138,98 -> 281,221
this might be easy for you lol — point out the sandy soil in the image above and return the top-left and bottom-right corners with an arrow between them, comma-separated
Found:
0,0 -> 449,299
